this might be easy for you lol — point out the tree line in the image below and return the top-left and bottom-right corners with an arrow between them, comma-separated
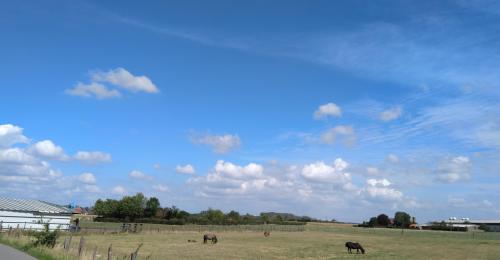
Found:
92,193 -> 325,225
359,211 -> 415,228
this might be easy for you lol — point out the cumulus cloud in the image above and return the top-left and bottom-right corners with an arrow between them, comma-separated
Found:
78,172 -> 96,184
129,170 -> 153,180
188,160 -> 282,196
0,124 -> 108,201
380,106 -> 403,121
320,125 -> 356,146
214,160 -> 264,179
176,164 -> 196,175
436,156 -> 471,183
313,102 -> 342,119
364,178 -> 403,201
65,82 -> 122,99
91,67 -> 159,93
65,68 -> 159,99
112,185 -> 126,195
28,140 -> 69,161
0,124 -> 29,147
301,159 -> 351,184
190,133 -> 241,154
188,159 -> 365,210
153,184 -> 169,192
74,151 -> 112,164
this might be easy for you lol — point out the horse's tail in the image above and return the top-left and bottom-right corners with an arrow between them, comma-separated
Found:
359,245 -> 365,254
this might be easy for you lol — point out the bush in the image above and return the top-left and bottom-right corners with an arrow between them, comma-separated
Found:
479,223 -> 490,232
32,224 -> 58,248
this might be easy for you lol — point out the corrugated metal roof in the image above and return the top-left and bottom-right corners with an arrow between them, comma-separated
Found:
0,197 -> 72,214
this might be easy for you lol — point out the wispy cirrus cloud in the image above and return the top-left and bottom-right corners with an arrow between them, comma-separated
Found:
65,82 -> 122,99
74,151 -> 112,164
190,132 -> 241,154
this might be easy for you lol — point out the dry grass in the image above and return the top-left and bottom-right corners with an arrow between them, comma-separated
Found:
2,223 -> 500,259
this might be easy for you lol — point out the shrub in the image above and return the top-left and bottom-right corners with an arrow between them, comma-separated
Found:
32,224 -> 58,248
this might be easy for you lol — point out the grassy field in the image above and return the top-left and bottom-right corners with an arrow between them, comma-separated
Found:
2,223 -> 500,259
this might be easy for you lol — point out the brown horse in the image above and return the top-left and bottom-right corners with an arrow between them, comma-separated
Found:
345,242 -> 365,254
264,231 -> 270,237
203,233 -> 218,244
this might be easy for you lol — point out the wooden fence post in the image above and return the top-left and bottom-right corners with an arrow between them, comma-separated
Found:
0,221 -> 2,232
107,244 -> 113,260
92,245 -> 98,260
78,236 -> 85,257
63,237 -> 69,250
130,243 -> 143,260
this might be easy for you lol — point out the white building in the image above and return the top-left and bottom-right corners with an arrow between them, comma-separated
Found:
445,218 -> 500,232
0,197 -> 72,231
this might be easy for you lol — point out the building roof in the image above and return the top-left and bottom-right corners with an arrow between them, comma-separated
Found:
0,197 -> 72,214
445,220 -> 500,225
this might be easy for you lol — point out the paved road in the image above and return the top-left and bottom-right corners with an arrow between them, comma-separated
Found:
0,244 -> 36,260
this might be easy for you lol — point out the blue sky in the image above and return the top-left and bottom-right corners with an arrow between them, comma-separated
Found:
1,0 -> 499,222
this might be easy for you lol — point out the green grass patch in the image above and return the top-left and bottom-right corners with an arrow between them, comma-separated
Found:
0,235 -> 61,260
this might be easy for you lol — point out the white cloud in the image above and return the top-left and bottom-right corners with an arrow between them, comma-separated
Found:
176,164 -> 196,175
91,67 -> 159,93
78,172 -> 96,184
188,160 -> 284,196
129,170 -> 153,180
214,160 -> 264,179
313,102 -> 342,119
380,106 -> 403,121
153,184 -> 169,192
112,185 -> 126,195
0,124 -> 29,147
387,154 -> 399,163
74,151 -> 112,164
190,133 -> 241,154
320,125 -> 356,146
364,178 -> 403,201
28,140 -> 68,161
65,82 -> 122,99
0,124 -> 111,202
0,147 -> 37,164
301,159 -> 351,184
436,156 -> 471,183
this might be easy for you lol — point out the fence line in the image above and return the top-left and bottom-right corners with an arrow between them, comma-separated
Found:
79,223 -> 305,234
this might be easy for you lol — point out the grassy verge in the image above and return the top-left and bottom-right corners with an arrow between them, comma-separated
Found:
0,235 -> 61,260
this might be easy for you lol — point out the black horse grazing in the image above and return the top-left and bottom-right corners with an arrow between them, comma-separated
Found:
345,242 -> 365,254
203,233 -> 218,244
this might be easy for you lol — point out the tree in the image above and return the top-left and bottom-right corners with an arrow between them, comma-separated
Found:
260,213 -> 270,224
377,214 -> 390,227
368,217 -> 377,227
144,197 -> 160,218
201,208 -> 224,224
118,193 -> 146,220
226,210 -> 241,223
394,211 -> 411,228
164,206 -> 180,219
93,199 -> 119,217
